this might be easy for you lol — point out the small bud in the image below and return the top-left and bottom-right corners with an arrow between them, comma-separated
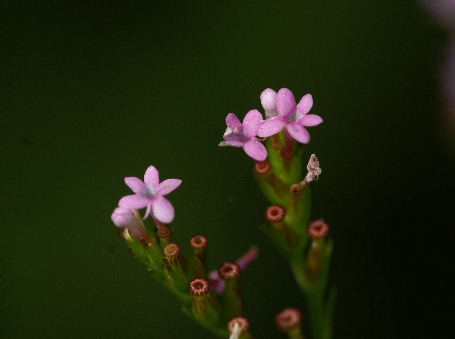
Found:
122,229 -> 149,265
275,308 -> 304,338
219,262 -> 244,319
218,262 -> 241,281
266,205 -> 298,248
157,225 -> 173,247
189,278 -> 220,325
255,160 -> 271,174
307,220 -> 330,282
266,205 -> 286,223
254,161 -> 289,203
261,88 -> 278,118
190,234 -> 208,251
163,243 -> 189,291
111,207 -> 151,243
308,220 -> 329,239
209,247 -> 258,295
190,234 -> 208,278
280,147 -> 295,160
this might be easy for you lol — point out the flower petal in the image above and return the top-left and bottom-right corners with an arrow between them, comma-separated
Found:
124,177 -> 145,194
144,165 -> 159,187
285,123 -> 310,144
242,109 -> 263,138
218,141 -> 232,147
257,116 -> 286,137
225,113 -> 241,129
111,207 -> 135,227
158,179 -> 182,196
243,139 -> 267,161
299,114 -> 323,127
276,88 -> 296,118
119,194 -> 150,209
151,196 -> 175,224
223,134 -> 246,147
260,88 -> 278,118
296,94 -> 313,115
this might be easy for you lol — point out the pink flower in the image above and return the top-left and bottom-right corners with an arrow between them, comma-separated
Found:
258,88 -> 323,144
118,165 -> 182,224
218,110 -> 267,161
111,207 -> 151,241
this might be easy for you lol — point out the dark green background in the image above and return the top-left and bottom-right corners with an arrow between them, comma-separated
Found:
1,1 -> 454,338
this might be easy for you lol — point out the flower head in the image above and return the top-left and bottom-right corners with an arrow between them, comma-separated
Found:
219,110 -> 267,161
118,165 -> 182,224
258,88 -> 323,144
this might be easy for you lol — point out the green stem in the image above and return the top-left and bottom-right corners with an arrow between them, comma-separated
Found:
290,260 -> 332,339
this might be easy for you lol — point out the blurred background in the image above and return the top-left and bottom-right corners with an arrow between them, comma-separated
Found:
1,1 -> 454,338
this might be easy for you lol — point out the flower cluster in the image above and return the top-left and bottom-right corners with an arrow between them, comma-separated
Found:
219,88 -> 323,161
111,165 -> 257,338
111,88 -> 333,339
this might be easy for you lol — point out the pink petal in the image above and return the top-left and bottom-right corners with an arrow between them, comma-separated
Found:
158,179 -> 182,196
225,113 -> 241,129
257,116 -> 286,137
209,271 -> 226,295
260,88 -> 278,118
243,139 -> 267,161
285,123 -> 310,144
296,94 -> 313,115
276,88 -> 296,118
119,194 -> 150,209
299,114 -> 323,127
242,109 -> 263,138
111,207 -> 135,227
151,196 -> 175,224
222,138 -> 244,147
144,166 -> 159,187
124,177 -> 145,194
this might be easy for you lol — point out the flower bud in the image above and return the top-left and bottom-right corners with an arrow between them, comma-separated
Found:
190,234 -> 208,278
261,88 -> 278,118
254,161 -> 289,204
308,220 -> 329,240
219,262 -> 244,319
307,220 -> 331,283
266,205 -> 298,248
157,225 -> 173,247
163,243 -> 189,291
111,207 -> 151,243
275,308 -> 304,338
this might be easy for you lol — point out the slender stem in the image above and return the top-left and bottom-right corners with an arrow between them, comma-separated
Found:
290,260 -> 332,339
